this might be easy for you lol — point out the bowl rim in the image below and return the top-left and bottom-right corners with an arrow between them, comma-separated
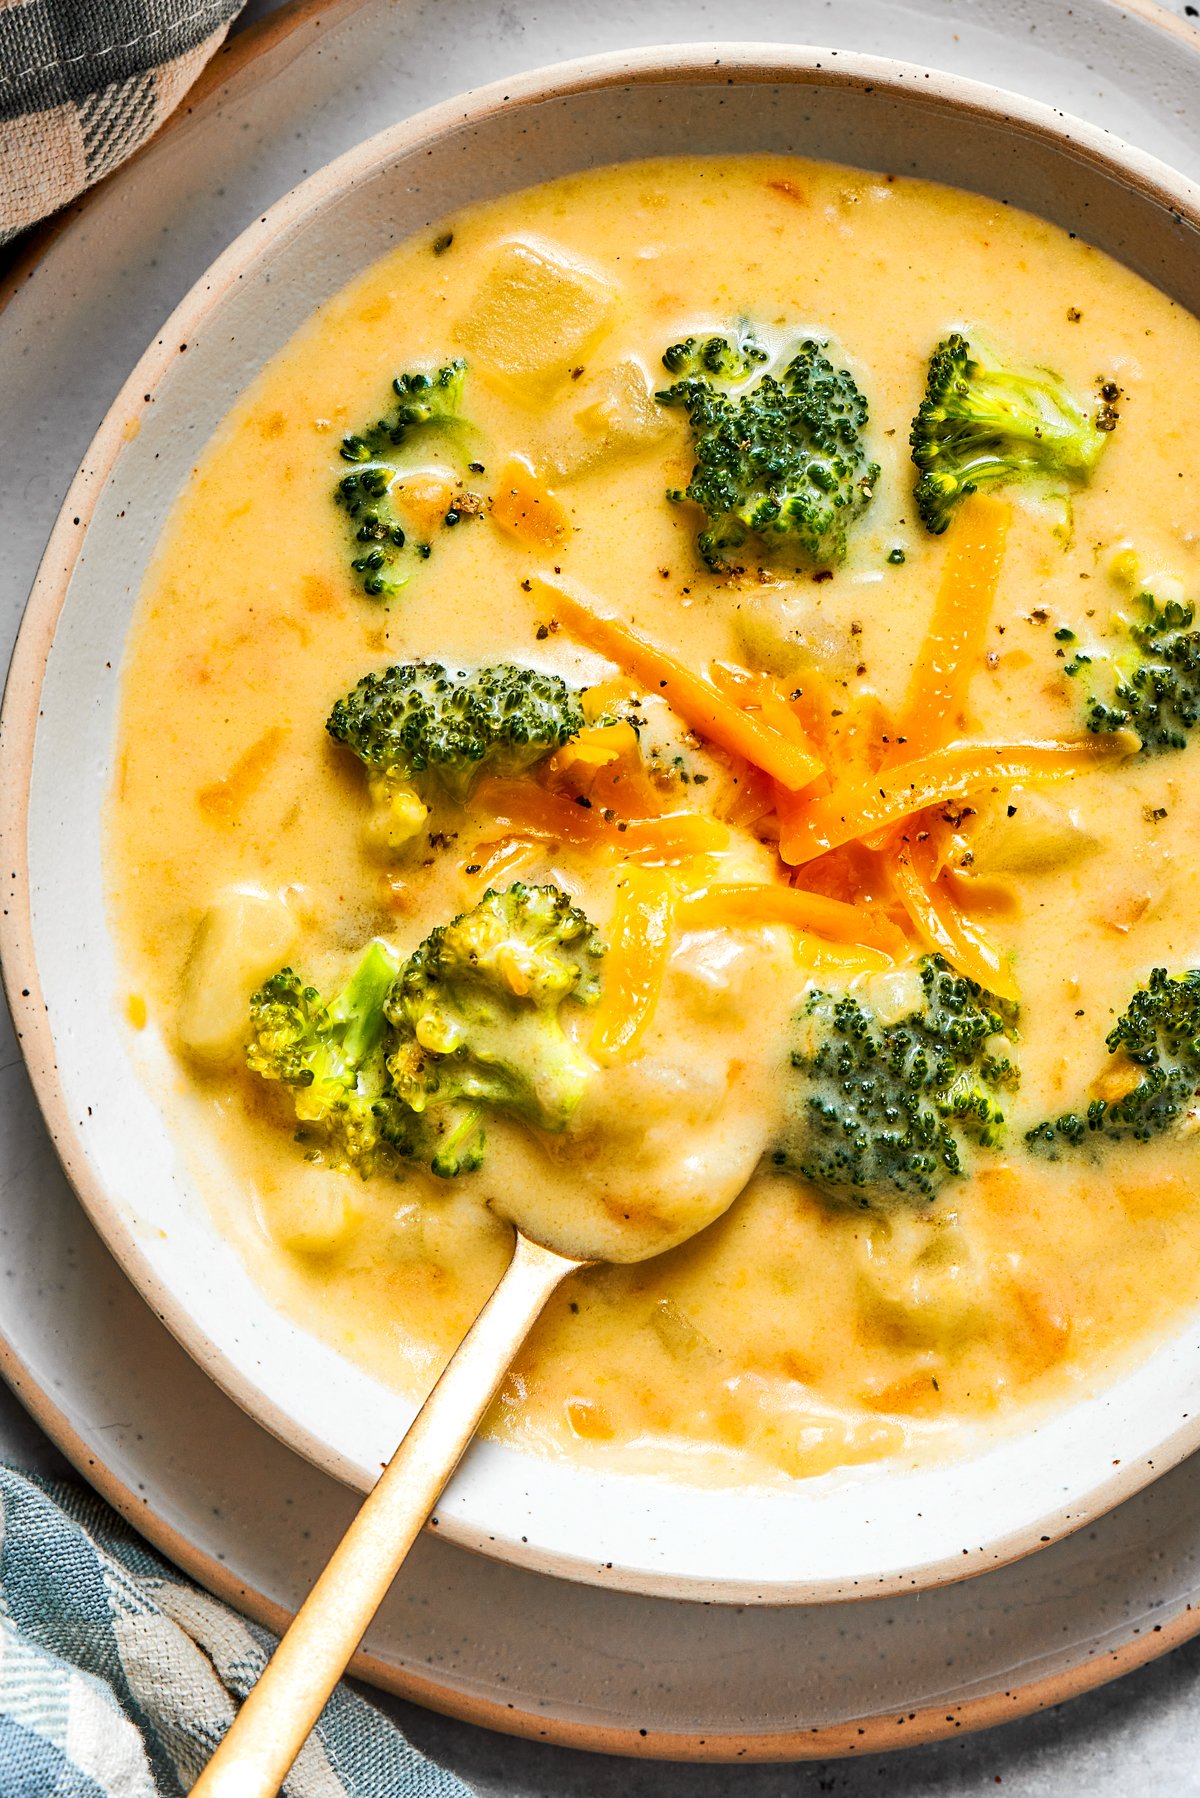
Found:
6,39 -> 1200,1605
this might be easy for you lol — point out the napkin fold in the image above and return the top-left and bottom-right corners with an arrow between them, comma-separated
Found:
0,1464 -> 474,1797
0,0 -> 245,242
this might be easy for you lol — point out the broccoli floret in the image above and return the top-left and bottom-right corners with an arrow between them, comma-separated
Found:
335,361 -> 467,599
656,332 -> 880,570
1064,587 -> 1200,753
660,331 -> 769,382
773,955 -> 1018,1208
910,333 -> 1117,534
384,883 -> 605,1177
246,886 -> 605,1182
246,940 -> 405,1176
1027,967 -> 1200,1151
327,661 -> 586,848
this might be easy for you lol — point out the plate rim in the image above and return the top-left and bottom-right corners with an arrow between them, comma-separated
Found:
3,0 -> 1198,326
4,0 -> 1200,1758
7,27 -> 1200,1614
1,1337 -> 1195,1763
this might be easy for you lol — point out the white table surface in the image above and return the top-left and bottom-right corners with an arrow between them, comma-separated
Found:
5,0 -> 1200,1790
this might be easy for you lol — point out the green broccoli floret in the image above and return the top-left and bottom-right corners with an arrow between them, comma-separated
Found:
910,333 -> 1117,534
773,955 -> 1019,1209
246,940 -> 406,1176
327,661 -> 586,849
335,361 -> 468,599
1027,968 -> 1200,1152
1063,587 -> 1200,753
385,883 -> 605,1178
246,885 -> 605,1182
328,661 -> 585,799
656,332 -> 880,570
660,331 -> 769,383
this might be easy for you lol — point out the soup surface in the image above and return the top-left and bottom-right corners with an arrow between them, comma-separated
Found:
109,154 -> 1200,1484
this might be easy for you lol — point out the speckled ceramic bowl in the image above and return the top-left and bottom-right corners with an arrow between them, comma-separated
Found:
5,44 -> 1200,1604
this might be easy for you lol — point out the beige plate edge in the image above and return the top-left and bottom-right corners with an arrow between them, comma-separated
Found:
1,0 -> 1199,1756
4,1337 -> 1196,1763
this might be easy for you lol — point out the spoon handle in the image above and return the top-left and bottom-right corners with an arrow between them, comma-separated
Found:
192,1230 -> 582,1798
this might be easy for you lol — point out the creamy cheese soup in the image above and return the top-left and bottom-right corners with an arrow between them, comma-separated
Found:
108,155 -> 1200,1484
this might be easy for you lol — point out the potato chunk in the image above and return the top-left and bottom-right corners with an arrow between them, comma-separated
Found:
539,360 -> 669,479
177,888 -> 298,1064
858,1216 -> 991,1353
965,787 -> 1099,877
456,240 -> 615,398
732,586 -> 848,680
263,1163 -> 358,1256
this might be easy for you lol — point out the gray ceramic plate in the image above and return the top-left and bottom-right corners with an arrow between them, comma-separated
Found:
5,43 -> 1200,1608
7,1 -> 1200,1764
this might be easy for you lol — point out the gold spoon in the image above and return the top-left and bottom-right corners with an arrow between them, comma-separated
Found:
191,1154 -> 750,1797
192,1229 -> 582,1797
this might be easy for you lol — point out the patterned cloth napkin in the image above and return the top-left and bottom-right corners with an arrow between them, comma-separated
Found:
0,0 -> 245,244
0,1464 -> 475,1796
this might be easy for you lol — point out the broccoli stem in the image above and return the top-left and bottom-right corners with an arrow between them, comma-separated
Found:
431,1107 -> 486,1179
325,939 -> 402,1070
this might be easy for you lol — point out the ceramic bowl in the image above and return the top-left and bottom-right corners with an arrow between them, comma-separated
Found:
5,44 -> 1200,1604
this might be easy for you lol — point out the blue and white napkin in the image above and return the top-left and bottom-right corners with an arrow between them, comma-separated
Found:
0,1464 -> 474,1796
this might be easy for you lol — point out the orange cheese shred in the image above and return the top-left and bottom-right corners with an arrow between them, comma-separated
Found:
548,721 -> 636,773
786,665 -> 841,761
721,762 -> 777,830
678,882 -> 907,959
529,577 -> 825,792
474,778 -> 728,864
616,813 -> 729,865
894,492 -> 1012,761
545,720 -> 664,818
776,736 -> 1132,867
890,830 -> 1019,1003
710,664 -> 818,754
590,868 -> 676,1062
